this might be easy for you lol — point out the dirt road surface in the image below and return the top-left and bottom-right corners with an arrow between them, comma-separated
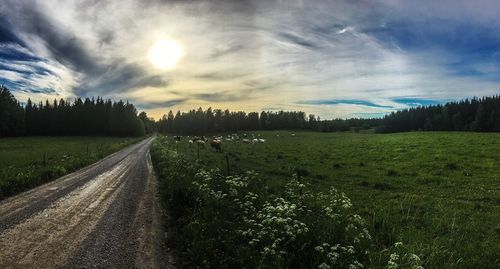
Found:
0,137 -> 174,268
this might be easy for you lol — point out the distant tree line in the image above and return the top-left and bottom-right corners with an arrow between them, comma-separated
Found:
156,108 -> 314,135
0,86 -> 148,137
155,108 -> 381,135
315,118 -> 381,132
377,95 -> 500,133
156,95 -> 500,135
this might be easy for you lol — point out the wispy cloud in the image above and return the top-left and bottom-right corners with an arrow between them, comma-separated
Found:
297,99 -> 393,109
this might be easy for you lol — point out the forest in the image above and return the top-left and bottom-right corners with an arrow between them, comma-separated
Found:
156,108 -> 381,134
377,95 -> 500,133
156,95 -> 500,134
0,86 -> 147,137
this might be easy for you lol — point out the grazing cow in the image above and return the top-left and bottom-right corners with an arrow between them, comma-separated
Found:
242,139 -> 251,144
258,138 -> 266,143
188,139 -> 194,146
211,140 -> 222,152
174,135 -> 182,141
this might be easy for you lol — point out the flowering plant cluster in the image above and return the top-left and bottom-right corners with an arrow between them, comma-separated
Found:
386,242 -> 424,269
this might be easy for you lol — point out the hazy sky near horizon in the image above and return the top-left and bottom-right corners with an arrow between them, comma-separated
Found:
1,0 -> 500,119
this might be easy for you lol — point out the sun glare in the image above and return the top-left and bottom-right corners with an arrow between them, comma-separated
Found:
148,39 -> 183,69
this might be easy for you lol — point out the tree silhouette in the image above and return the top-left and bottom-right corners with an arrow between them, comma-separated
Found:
0,86 -> 147,137
0,86 -> 25,136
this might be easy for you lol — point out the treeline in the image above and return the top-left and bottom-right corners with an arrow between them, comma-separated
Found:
378,95 -> 500,133
4,84 -> 500,136
156,107 -> 382,135
156,108 -> 315,134
0,86 -> 148,137
316,118 -> 381,132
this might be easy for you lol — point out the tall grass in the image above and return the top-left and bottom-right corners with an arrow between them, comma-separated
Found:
151,136 -> 423,268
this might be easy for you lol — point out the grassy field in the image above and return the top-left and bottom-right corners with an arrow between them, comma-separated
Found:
0,136 -> 142,200
159,131 -> 500,268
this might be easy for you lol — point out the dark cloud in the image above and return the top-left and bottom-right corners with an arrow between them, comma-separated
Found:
0,17 -> 22,44
171,89 -> 253,103
23,88 -> 57,94
191,91 -> 239,102
0,60 -> 53,77
1,1 -> 100,74
278,32 -> 320,49
135,75 -> 169,88
194,71 -> 246,80
0,46 -> 41,62
136,98 -> 187,109
75,62 -> 169,96
210,44 -> 245,58
97,30 -> 115,47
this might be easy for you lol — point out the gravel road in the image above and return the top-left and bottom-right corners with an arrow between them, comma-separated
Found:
0,137 -> 174,269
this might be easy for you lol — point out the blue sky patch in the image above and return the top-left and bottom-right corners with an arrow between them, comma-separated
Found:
392,98 -> 444,107
298,99 -> 393,109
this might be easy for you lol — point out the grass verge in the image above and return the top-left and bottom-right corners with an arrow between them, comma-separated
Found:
0,136 -> 142,200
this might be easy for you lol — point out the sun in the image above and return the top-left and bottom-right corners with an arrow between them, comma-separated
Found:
148,39 -> 183,69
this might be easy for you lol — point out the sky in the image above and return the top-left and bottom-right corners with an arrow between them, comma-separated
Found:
1,0 -> 500,119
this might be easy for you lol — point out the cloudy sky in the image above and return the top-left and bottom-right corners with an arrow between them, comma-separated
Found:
1,0 -> 500,119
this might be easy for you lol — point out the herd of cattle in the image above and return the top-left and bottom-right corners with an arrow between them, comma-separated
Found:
171,133 -> 271,153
